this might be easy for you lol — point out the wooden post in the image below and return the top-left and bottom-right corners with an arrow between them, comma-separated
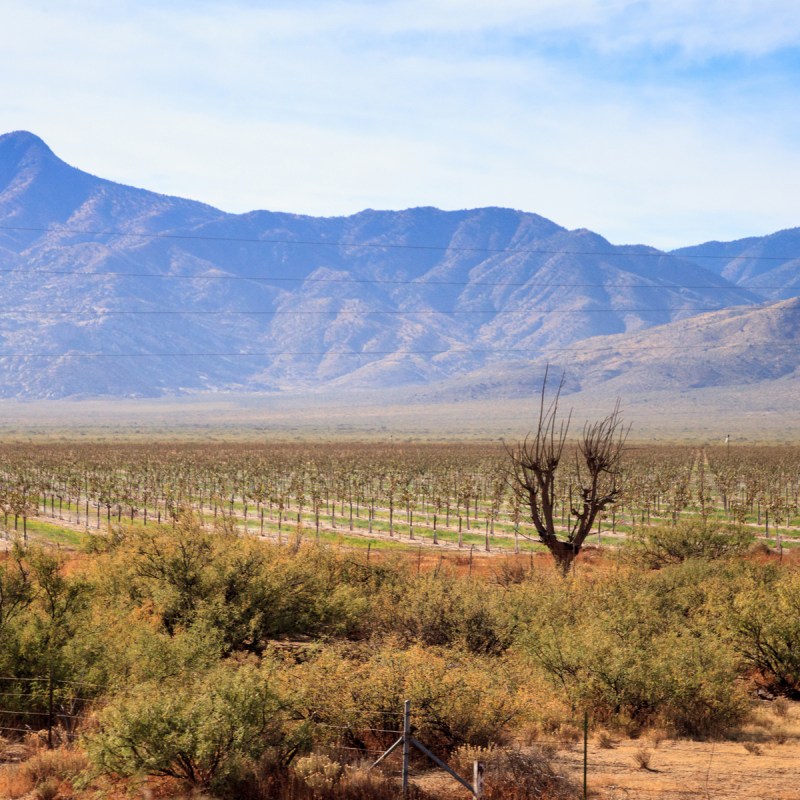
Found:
473,761 -> 484,800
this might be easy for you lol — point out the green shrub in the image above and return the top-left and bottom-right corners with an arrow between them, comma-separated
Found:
291,642 -> 523,751
371,571 -> 512,654
86,661 -> 293,790
732,568 -> 800,697
90,518 -> 371,651
626,521 -> 754,569
516,566 -> 749,735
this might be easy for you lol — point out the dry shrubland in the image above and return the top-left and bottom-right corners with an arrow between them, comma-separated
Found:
0,441 -> 798,798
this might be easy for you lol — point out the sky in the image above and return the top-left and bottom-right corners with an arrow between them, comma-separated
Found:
2,0 -> 800,249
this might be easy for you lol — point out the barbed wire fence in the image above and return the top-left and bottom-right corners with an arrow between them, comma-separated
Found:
0,680 -> 797,798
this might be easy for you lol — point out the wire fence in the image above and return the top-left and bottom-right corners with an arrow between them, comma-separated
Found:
0,682 -> 797,799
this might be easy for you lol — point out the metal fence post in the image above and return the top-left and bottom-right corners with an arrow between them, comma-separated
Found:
583,711 -> 588,800
47,662 -> 54,749
371,700 -> 479,798
402,699 -> 411,798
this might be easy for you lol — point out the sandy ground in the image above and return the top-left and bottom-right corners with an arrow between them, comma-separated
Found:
561,736 -> 800,799
417,736 -> 800,800
413,702 -> 800,800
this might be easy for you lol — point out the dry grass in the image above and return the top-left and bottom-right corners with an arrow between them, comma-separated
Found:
0,766 -> 33,799
772,697 -> 790,719
596,731 -> 617,750
0,745 -> 88,799
633,747 -> 654,770
742,741 -> 762,756
557,700 -> 800,799
647,729 -> 668,749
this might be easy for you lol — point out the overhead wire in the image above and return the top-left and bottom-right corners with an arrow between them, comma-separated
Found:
0,265 -> 787,290
0,306 -> 744,315
0,222 -> 798,262
0,340 -> 794,359
0,224 -> 794,360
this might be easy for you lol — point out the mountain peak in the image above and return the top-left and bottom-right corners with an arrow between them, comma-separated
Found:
0,130 -> 56,158
0,131 -> 63,188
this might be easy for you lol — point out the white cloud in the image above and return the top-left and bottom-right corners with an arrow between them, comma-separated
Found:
1,0 -> 800,248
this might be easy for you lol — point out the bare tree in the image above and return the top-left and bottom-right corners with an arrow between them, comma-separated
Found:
507,370 -> 628,574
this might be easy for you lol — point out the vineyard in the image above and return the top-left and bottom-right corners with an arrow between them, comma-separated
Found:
2,442 -> 799,554
1,440 -> 800,800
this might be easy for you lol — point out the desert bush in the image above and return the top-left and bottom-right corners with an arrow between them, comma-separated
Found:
0,747 -> 87,800
633,747 -> 653,770
293,753 -> 344,794
370,571 -> 512,655
291,641 -> 523,752
626,521 -> 754,569
86,660 -> 294,790
731,568 -> 800,697
33,779 -> 59,800
89,518 -> 371,652
596,730 -> 617,749
233,759 -> 432,800
19,747 -> 88,785
0,764 -> 34,800
772,697 -> 790,718
516,564 -> 748,735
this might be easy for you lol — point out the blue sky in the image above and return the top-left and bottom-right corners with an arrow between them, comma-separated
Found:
2,0 -> 800,248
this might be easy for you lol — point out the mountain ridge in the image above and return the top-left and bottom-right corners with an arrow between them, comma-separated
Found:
0,130 -> 795,402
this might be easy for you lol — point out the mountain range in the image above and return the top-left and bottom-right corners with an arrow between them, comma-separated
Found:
0,129 -> 797,404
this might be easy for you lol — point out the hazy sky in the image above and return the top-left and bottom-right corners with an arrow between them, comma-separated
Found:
2,0 -> 800,248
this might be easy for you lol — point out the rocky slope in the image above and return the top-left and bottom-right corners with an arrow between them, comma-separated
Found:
0,130 -> 792,400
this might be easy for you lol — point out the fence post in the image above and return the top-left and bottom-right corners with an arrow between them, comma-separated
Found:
473,760 -> 484,799
583,711 -> 588,800
402,699 -> 411,798
371,700 -> 478,798
47,662 -> 54,749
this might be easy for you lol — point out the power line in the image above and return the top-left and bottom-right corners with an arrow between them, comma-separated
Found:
0,306 -> 738,316
0,341 -> 794,359
0,223 -> 798,261
0,266 -> 780,290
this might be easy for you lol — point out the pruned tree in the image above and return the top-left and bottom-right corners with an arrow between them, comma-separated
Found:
507,370 -> 628,574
